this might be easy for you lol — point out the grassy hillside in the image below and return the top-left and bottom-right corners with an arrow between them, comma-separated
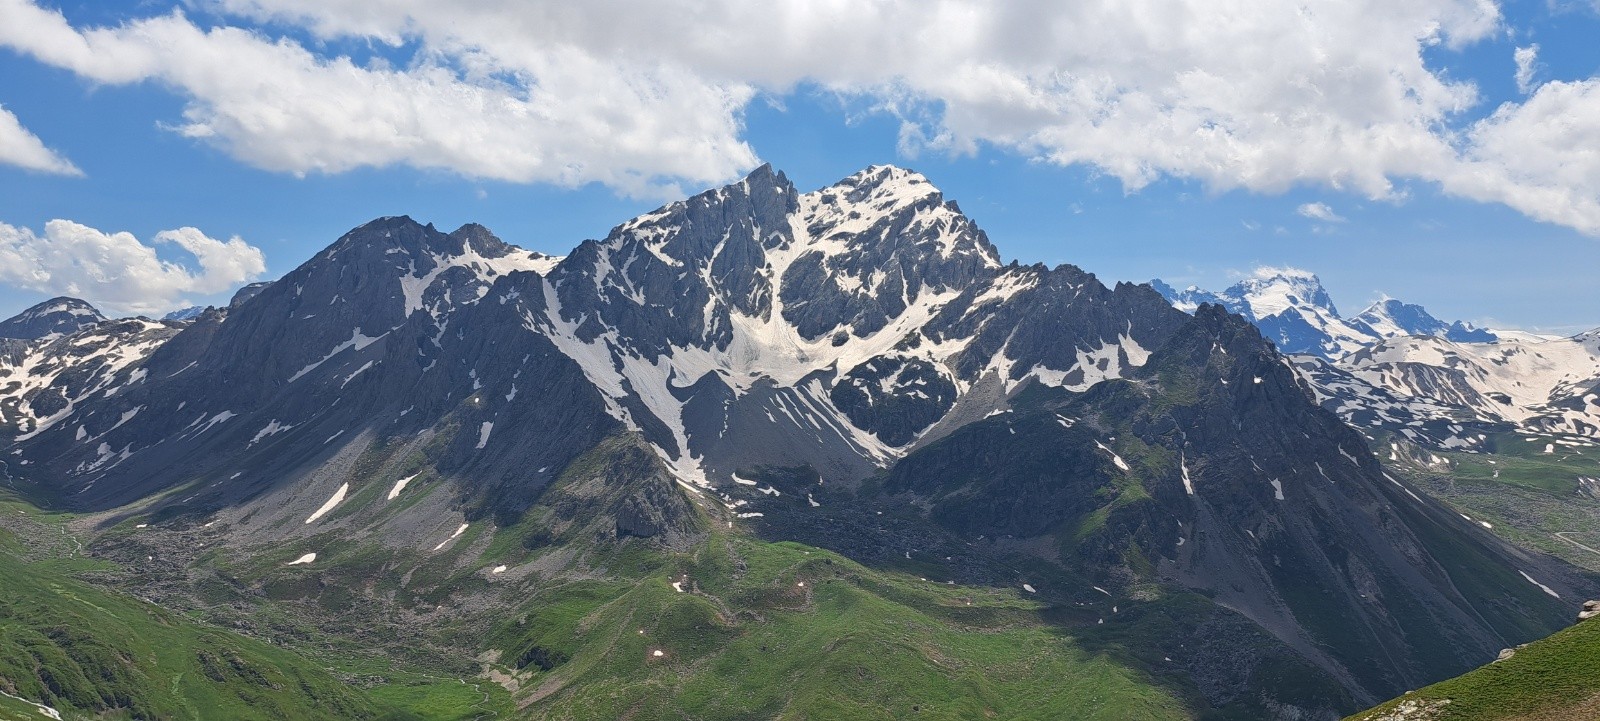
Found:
1347,617 -> 1600,721
199,435 -> 1198,720
1,432 -> 1201,721
486,537 -> 1190,720
1380,432 -> 1600,573
0,526 -> 392,720
0,498 -> 506,721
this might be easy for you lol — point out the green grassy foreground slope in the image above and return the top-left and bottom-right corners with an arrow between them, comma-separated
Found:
1347,616 -> 1600,721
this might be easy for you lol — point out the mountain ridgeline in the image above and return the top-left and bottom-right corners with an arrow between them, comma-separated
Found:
1,165 -> 1593,719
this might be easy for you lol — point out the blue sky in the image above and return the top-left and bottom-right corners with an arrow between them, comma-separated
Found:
0,0 -> 1597,331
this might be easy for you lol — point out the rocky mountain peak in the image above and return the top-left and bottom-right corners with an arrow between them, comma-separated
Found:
826,164 -> 942,206
228,282 -> 271,309
446,222 -> 511,257
798,164 -> 1000,267
1229,268 -> 1338,318
0,296 -> 106,341
1353,298 -> 1496,343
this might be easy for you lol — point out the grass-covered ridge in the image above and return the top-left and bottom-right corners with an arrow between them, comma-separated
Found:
1347,615 -> 1600,721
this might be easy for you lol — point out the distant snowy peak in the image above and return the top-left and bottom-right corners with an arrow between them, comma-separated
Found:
1352,299 -> 1496,343
1148,281 -> 1234,316
0,297 -> 106,341
1152,270 -> 1373,358
1229,268 -> 1340,318
1324,330 -> 1600,442
1151,269 -> 1337,320
163,306 -> 205,322
1153,268 -> 1497,359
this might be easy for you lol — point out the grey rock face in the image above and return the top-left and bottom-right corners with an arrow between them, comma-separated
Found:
228,282 -> 271,308
882,304 -> 1589,706
830,355 -> 957,446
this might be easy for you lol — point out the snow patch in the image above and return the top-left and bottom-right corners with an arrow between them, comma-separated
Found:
1519,570 -> 1561,598
432,523 -> 469,551
387,474 -> 417,500
1095,440 -> 1130,471
289,328 -> 387,382
304,483 -> 348,524
0,689 -> 61,720
249,419 -> 293,447
193,410 -> 236,436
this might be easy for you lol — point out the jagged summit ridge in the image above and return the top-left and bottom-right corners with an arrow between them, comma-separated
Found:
522,164 -> 1177,486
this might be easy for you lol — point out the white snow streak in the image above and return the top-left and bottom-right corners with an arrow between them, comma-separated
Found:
387,474 -> 417,500
304,483 -> 348,524
1519,570 -> 1561,598
432,523 -> 469,551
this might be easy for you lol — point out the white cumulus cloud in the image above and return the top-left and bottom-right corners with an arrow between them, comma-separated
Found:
1297,202 -> 1346,223
0,219 -> 266,315
1446,78 -> 1600,234
0,1 -> 756,198
1,0 -> 1599,235
1514,44 -> 1541,94
0,104 -> 80,176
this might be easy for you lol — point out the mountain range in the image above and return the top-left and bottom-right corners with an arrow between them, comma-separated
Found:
1151,270 -> 1600,455
0,165 -> 1595,720
1151,270 -> 1496,360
